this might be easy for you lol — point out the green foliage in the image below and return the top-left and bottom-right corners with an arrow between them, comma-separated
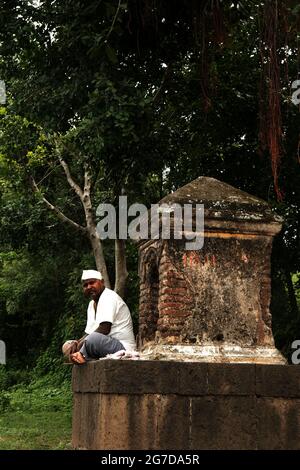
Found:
0,374 -> 72,449
0,392 -> 11,412
9,376 -> 72,413
271,269 -> 300,361
0,250 -> 69,361
0,366 -> 32,390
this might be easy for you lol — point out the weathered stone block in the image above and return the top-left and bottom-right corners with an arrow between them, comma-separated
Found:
154,395 -> 190,449
207,363 -> 255,395
177,362 -> 208,395
190,396 -> 257,449
256,365 -> 300,397
72,361 -> 102,393
257,398 -> 300,449
73,360 -> 180,394
72,361 -> 300,450
72,393 -> 101,449
74,394 -> 190,450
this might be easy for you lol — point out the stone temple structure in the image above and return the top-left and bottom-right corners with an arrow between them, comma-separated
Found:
72,177 -> 300,450
138,176 -> 284,363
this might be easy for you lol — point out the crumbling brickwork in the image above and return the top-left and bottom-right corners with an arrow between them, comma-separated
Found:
137,177 -> 284,363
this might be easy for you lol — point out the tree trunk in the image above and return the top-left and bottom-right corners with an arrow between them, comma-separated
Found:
88,226 -> 111,289
114,238 -> 128,297
79,165 -> 111,288
34,154 -> 114,290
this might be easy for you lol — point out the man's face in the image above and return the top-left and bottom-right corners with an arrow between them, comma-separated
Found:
82,278 -> 104,301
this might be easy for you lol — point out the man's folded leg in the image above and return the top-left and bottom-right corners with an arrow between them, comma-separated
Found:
80,332 -> 124,360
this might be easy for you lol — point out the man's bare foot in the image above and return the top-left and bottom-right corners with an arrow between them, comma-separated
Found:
70,351 -> 86,364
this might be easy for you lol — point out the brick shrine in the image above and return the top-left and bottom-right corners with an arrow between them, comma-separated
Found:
138,176 -> 284,363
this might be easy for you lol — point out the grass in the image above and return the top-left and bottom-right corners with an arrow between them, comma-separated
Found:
0,374 -> 73,450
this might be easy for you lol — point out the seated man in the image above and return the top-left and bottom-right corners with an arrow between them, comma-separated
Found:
62,269 -> 136,364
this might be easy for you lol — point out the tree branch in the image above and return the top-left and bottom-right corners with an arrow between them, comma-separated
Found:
58,157 -> 84,200
30,176 -> 87,234
106,0 -> 122,41
84,164 -> 92,194
152,63 -> 172,106
114,238 -> 128,298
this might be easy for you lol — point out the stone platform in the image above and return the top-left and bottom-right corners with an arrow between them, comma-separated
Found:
72,360 -> 300,450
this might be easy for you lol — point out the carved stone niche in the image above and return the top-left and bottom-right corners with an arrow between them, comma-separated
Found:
137,176 -> 285,364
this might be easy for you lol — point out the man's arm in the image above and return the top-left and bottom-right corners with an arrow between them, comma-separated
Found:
94,321 -> 111,335
77,334 -> 88,350
68,322 -> 111,356
62,333 -> 88,356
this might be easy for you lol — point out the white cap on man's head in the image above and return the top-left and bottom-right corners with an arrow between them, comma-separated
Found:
81,269 -> 103,281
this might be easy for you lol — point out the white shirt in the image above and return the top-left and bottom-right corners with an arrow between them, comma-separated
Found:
85,288 -> 136,351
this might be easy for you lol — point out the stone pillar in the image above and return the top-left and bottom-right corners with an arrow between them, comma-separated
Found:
138,177 -> 284,363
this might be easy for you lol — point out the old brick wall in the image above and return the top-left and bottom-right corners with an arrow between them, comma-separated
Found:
72,361 -> 300,450
157,243 -> 194,342
139,234 -> 275,349
138,243 -> 161,346
138,241 -> 195,346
